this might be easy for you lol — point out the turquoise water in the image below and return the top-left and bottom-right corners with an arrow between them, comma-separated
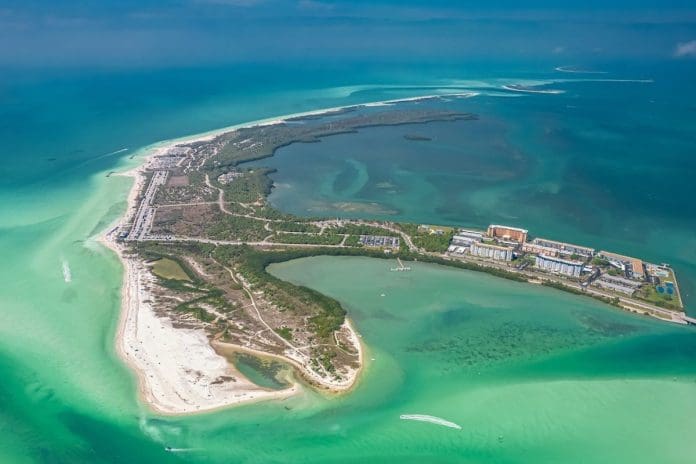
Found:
252,73 -> 696,310
1,61 -> 695,462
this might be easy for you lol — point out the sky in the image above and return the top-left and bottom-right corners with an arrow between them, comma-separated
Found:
1,0 -> 695,67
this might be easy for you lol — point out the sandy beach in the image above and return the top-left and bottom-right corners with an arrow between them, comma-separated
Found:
98,101 -> 384,414
96,86 -> 500,413
109,240 -> 299,415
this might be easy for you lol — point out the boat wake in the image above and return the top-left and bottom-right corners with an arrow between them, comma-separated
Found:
100,147 -> 129,158
555,65 -> 608,74
400,414 -> 462,430
502,85 -> 565,94
62,260 -> 72,283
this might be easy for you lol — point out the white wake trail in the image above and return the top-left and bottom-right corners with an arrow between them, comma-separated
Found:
400,414 -> 462,430
61,260 -> 72,283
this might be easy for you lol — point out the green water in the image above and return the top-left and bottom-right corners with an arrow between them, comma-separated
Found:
232,353 -> 291,391
6,192 -> 695,463
2,63 -> 695,462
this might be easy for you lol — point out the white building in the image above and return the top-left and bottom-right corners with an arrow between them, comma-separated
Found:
535,255 -> 584,277
470,242 -> 513,261
532,238 -> 595,257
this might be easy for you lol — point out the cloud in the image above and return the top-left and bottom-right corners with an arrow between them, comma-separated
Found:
674,40 -> 696,57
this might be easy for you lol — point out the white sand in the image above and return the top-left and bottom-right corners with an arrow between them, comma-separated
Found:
99,96 -> 472,414
112,252 -> 297,414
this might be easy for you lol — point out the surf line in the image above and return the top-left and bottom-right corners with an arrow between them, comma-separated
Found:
399,414 -> 462,430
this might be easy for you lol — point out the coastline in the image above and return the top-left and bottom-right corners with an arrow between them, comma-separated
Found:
97,89 -> 686,415
97,99 -> 396,415
99,231 -> 300,416
213,317 -> 365,395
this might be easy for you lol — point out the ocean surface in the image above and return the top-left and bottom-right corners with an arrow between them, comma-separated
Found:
1,61 -> 695,463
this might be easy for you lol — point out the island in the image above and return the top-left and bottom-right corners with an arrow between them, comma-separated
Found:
102,101 -> 689,415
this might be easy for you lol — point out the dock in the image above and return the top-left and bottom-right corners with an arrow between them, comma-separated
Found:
391,258 -> 411,272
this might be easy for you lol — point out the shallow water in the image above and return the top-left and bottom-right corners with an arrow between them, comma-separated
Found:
1,61 -> 695,463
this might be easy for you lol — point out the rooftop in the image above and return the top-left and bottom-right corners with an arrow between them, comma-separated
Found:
488,224 -> 529,234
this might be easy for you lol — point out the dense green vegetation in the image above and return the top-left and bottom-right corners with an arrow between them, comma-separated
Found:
541,281 -> 621,307
205,215 -> 268,241
212,246 -> 360,339
344,235 -> 363,247
400,251 -> 529,283
275,326 -> 293,341
398,223 -> 454,252
250,205 -> 296,221
218,168 -> 275,203
272,221 -> 321,233
332,223 -> 398,237
270,233 -> 344,245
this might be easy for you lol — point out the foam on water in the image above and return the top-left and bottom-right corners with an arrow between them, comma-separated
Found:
61,259 -> 72,283
400,414 -> 462,430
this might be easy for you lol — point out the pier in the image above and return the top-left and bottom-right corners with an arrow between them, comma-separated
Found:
391,258 -> 411,272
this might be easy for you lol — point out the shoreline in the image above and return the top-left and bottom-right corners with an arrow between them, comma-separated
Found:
99,98 -> 408,415
98,90 -> 686,415
100,234 -> 300,416
213,317 -> 365,396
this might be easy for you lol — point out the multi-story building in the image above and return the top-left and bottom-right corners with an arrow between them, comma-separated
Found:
531,238 -> 595,258
487,225 -> 528,243
522,242 -> 559,257
451,229 -> 483,246
599,251 -> 645,280
593,278 -> 636,295
470,242 -> 514,261
598,273 -> 643,289
534,255 -> 584,277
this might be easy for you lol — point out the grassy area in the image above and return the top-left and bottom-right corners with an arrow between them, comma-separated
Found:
637,285 -> 682,311
275,326 -> 293,341
151,258 -> 192,281
344,235 -> 363,247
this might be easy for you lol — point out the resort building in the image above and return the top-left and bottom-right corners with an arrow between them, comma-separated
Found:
447,245 -> 468,255
534,255 -> 584,277
470,242 -> 514,261
599,274 -> 643,289
593,278 -> 637,295
487,225 -> 528,243
457,229 -> 484,240
359,235 -> 400,249
522,242 -> 559,257
531,238 -> 595,258
452,230 -> 483,246
599,251 -> 645,280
